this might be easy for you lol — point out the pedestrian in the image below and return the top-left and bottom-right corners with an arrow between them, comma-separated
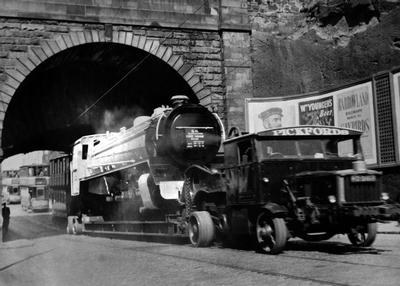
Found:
2,202 -> 10,242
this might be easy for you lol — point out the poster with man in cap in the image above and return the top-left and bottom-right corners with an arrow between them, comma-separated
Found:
258,107 -> 283,129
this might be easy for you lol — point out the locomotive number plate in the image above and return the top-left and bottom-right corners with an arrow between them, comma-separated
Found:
350,175 -> 376,183
185,128 -> 205,148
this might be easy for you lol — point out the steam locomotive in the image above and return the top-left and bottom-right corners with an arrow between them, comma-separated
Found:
66,95 -> 224,234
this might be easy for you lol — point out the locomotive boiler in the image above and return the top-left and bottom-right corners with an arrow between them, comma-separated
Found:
68,95 -> 224,233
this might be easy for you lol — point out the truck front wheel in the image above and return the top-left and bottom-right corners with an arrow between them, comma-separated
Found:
256,213 -> 287,254
189,211 -> 215,247
347,222 -> 377,247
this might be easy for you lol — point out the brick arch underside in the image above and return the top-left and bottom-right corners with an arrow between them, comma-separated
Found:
0,30 -> 213,159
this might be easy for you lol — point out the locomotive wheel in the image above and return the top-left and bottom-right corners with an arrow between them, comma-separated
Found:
299,232 -> 335,242
67,216 -> 83,235
256,213 -> 287,254
189,211 -> 215,247
66,224 -> 73,234
72,221 -> 84,235
347,223 -> 377,247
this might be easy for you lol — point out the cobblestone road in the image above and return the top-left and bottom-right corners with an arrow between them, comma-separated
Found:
1,204 -> 399,286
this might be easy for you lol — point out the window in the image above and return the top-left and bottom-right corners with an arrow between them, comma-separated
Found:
238,140 -> 253,164
82,144 -> 88,160
259,140 -> 297,160
258,138 -> 360,160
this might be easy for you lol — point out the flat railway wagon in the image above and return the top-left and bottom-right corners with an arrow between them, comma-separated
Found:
65,96 -> 399,254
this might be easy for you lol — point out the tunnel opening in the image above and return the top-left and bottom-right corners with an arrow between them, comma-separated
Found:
2,43 -> 197,158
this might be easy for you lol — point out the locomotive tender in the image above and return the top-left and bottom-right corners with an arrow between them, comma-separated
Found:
66,96 -> 398,254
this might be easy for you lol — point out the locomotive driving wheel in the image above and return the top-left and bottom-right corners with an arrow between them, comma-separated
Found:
189,211 -> 215,247
256,212 -> 288,254
347,223 -> 377,247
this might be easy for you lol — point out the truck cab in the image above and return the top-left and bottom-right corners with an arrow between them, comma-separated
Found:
223,126 -> 367,206
188,126 -> 392,254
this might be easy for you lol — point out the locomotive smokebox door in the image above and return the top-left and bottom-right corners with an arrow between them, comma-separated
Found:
162,103 -> 222,166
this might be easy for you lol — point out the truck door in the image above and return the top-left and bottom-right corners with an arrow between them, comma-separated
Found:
237,139 -> 256,203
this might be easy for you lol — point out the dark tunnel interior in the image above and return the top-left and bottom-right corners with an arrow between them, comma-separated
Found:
2,43 -> 197,158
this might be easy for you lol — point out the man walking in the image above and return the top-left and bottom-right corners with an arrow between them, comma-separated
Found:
2,202 -> 10,242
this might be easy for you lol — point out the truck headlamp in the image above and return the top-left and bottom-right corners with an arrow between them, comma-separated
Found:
381,192 -> 389,201
328,195 -> 336,203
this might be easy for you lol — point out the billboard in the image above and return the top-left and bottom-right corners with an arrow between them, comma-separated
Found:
246,82 -> 377,165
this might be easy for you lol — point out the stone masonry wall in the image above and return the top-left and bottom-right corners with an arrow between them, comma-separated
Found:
0,18 -> 226,132
247,0 -> 400,98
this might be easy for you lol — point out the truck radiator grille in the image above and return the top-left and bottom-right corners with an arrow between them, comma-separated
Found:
344,178 -> 381,203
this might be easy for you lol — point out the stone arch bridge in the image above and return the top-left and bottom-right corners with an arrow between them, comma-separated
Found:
0,0 -> 252,160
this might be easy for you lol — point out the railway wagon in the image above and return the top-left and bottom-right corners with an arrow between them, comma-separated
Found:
49,154 -> 72,218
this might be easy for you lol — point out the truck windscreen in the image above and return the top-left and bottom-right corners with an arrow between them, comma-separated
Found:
257,138 -> 360,160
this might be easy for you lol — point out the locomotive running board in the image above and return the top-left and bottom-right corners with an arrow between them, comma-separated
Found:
80,159 -> 148,182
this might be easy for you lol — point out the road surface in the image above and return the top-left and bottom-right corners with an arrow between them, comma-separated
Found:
1,204 -> 399,286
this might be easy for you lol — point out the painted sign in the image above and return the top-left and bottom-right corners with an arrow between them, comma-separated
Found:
262,126 -> 352,136
333,84 -> 376,164
246,81 -> 377,164
298,96 -> 334,126
185,129 -> 205,148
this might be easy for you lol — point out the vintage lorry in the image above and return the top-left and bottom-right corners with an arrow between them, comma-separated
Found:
187,125 -> 396,254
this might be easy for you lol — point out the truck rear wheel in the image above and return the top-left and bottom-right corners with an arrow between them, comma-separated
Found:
256,213 -> 287,254
347,223 -> 377,247
189,211 -> 215,247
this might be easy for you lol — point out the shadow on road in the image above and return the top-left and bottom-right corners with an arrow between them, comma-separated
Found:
2,214 -> 66,243
285,239 -> 387,255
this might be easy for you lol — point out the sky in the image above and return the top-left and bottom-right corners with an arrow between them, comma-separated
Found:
1,151 -> 50,171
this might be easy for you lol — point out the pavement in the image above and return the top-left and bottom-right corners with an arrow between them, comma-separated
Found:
377,221 -> 400,234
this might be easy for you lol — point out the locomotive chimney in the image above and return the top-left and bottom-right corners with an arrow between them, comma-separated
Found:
170,95 -> 189,108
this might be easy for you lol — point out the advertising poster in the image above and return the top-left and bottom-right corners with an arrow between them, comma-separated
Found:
298,96 -> 334,126
247,100 -> 298,132
332,83 -> 376,165
246,81 -> 377,165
